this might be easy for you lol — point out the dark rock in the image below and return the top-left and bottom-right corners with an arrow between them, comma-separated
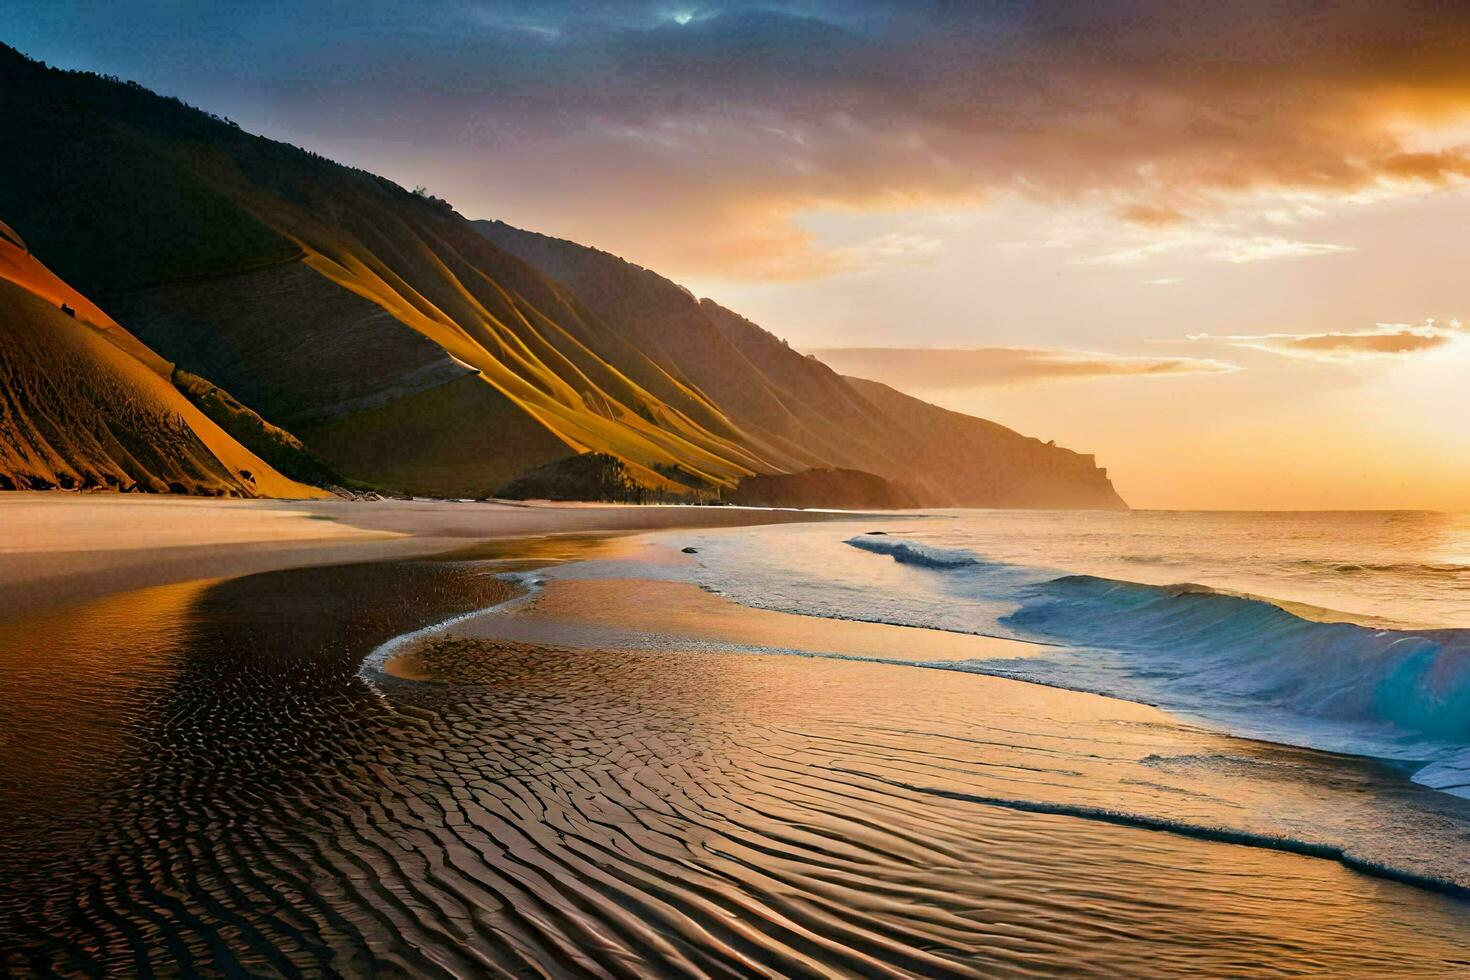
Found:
729,468 -> 919,510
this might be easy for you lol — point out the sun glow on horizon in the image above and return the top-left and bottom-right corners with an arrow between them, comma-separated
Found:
3,0 -> 1469,510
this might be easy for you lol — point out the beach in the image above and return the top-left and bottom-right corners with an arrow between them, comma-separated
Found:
3,499 -> 1470,975
0,494 -> 847,621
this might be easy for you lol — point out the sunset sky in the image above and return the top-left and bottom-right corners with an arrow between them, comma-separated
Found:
6,1 -> 1470,510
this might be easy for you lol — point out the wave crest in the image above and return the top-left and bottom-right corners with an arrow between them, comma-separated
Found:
843,534 -> 1470,797
1005,574 -> 1470,755
845,535 -> 982,568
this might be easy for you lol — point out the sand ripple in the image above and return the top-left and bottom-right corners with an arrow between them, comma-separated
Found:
3,557 -> 1470,977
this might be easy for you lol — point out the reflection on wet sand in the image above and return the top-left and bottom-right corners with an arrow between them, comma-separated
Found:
2,539 -> 1469,976
0,556 -> 518,975
0,578 -> 213,879
440,574 -> 1044,664
390,637 -> 1470,975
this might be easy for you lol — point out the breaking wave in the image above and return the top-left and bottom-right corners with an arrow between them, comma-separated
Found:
846,535 -> 984,568
846,536 -> 1470,797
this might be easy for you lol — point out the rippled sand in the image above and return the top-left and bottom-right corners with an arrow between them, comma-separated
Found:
388,637 -> 1470,975
3,536 -> 1470,976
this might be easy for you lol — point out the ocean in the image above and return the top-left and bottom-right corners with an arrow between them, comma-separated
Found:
680,510 -> 1470,797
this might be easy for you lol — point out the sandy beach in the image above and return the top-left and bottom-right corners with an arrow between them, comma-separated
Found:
359,542 -> 1470,973
0,494 -> 854,621
4,503 -> 1470,975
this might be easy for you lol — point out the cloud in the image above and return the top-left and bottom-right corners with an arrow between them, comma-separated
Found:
1192,319 -> 1465,363
1119,204 -> 1189,227
1208,237 -> 1355,264
13,1 -> 1470,277
1090,232 -> 1353,266
810,346 -> 1239,388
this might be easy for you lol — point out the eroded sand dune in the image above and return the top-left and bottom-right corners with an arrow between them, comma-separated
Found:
0,237 -> 327,498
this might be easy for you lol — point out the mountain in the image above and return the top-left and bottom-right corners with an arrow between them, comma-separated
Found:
0,44 -> 1125,509
0,224 -> 326,497
476,221 -> 1125,509
838,377 -> 1123,509
727,469 -> 922,510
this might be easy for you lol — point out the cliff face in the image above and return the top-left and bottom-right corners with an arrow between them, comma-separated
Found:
840,378 -> 1127,509
0,44 -> 1125,509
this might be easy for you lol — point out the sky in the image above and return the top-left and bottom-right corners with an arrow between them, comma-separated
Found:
4,1 -> 1470,510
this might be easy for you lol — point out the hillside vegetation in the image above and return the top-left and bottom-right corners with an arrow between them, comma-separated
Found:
0,44 -> 1124,509
479,221 -> 1125,509
0,235 -> 325,497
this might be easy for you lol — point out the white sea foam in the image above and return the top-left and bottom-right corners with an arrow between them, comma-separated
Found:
678,515 -> 1470,800
357,571 -> 544,687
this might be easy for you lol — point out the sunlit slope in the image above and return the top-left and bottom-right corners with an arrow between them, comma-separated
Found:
0,220 -> 169,375
0,237 -> 326,497
478,221 -> 1127,509
0,44 -> 1123,507
476,220 -> 905,473
0,45 -> 775,494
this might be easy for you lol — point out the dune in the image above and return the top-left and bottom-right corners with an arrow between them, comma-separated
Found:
0,221 -> 167,375
0,235 -> 328,498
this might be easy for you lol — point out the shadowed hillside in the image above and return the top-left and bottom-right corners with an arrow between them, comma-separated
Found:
170,369 -> 348,490
497,453 -> 703,504
841,377 -> 1124,509
0,44 -> 1124,509
478,221 -> 1126,509
0,233 -> 325,497
728,469 -> 921,510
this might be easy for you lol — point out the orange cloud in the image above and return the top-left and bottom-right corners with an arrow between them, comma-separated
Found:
1191,320 -> 1465,362
23,3 -> 1470,278
810,346 -> 1239,389
1119,204 -> 1189,227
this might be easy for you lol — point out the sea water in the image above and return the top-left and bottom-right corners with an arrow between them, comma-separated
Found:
674,510 -> 1470,799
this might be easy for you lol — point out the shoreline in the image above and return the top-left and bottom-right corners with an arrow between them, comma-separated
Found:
366,532 -> 1470,906
0,493 -> 877,622
372,569 -> 1048,682
6,512 -> 1470,972
358,555 -> 1470,918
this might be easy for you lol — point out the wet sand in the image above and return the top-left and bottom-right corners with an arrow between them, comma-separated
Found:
384,637 -> 1470,974
398,573 -> 1045,670
0,494 -> 854,620
4,525 -> 1470,975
